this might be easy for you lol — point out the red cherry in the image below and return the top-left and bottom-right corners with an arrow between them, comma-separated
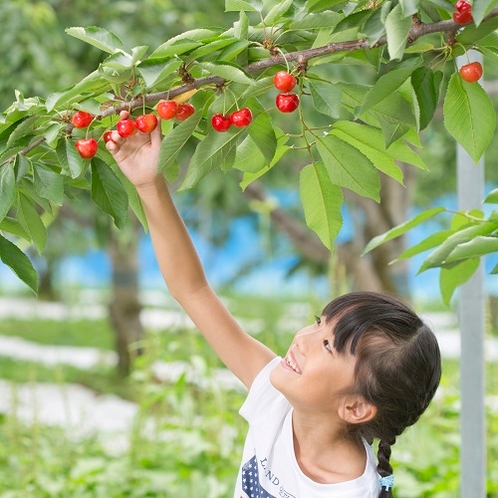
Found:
459,61 -> 483,82
211,113 -> 232,132
135,113 -> 158,133
276,93 -> 300,113
455,0 -> 472,11
75,138 -> 98,159
452,9 -> 473,23
71,111 -> 93,129
176,103 -> 195,121
273,71 -> 297,93
230,107 -> 253,128
103,131 -> 114,144
117,118 -> 136,137
157,100 -> 178,120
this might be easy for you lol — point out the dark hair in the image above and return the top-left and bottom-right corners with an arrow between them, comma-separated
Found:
321,291 -> 442,498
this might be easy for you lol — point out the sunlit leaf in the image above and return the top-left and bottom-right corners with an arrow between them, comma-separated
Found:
65,26 -> 125,54
91,158 -> 128,229
0,234 -> 38,295
363,207 -> 447,254
443,72 -> 495,163
300,162 -> 343,251
440,258 -> 480,306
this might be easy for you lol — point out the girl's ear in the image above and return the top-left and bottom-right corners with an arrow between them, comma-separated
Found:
339,396 -> 377,424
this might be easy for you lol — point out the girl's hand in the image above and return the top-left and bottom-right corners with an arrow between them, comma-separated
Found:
106,110 -> 163,189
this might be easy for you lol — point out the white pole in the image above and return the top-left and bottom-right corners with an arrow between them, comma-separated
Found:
456,51 -> 486,498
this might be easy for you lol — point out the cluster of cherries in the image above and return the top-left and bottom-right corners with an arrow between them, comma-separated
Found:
452,0 -> 473,24
72,69 -> 302,157
209,70 -> 300,132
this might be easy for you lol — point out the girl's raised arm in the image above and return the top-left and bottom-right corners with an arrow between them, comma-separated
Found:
107,112 -> 276,388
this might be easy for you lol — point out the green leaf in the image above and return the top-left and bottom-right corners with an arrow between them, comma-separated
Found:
45,70 -> 107,112
137,58 -> 183,88
289,12 -> 342,30
0,165 -> 16,224
0,217 -> 30,240
21,179 -> 53,215
331,122 -> 403,183
15,155 -> 32,183
233,135 -> 266,173
457,15 -> 498,41
300,162 -> 343,251
199,62 -> 254,85
248,111 -> 277,164
233,11 -> 250,39
33,165 -> 64,205
411,67 -> 443,130
56,138 -> 86,178
6,116 -> 39,149
395,229 -> 454,262
466,0 -> 498,27
0,234 -> 38,295
484,189 -> 498,204
309,80 -> 342,119
187,38 -> 238,61
363,8 -> 387,46
440,258 -> 480,307
263,0 -> 293,25
16,193 -> 47,254
360,58 -> 421,115
180,129 -> 242,190
91,158 -> 128,229
239,128 -> 290,189
65,26 -> 124,54
444,235 -> 498,264
363,207 -> 447,254
157,109 -> 203,175
316,135 -> 380,201
149,39 -> 203,59
225,0 -> 259,11
443,72 -> 496,163
400,0 -> 420,17
420,220 -> 498,271
218,39 -> 250,62
385,4 -> 412,60
371,92 -> 416,146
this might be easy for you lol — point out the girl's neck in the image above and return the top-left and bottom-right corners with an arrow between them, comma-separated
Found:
291,410 -> 366,484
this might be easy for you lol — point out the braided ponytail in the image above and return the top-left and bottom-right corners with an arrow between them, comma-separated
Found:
377,438 -> 395,497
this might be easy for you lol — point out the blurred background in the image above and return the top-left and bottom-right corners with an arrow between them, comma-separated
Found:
0,0 -> 497,496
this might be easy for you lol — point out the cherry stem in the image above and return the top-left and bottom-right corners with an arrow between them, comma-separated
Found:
276,48 -> 291,74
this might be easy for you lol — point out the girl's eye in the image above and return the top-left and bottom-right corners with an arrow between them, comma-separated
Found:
315,315 -> 322,325
323,339 -> 332,353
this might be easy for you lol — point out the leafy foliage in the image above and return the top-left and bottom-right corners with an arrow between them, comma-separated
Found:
2,0 -> 498,294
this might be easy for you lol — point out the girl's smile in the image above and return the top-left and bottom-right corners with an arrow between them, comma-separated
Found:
282,349 -> 302,374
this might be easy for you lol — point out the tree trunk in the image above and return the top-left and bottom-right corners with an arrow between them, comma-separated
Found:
108,227 -> 144,377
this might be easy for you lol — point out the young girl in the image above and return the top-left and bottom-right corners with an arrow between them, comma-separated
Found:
107,111 -> 442,498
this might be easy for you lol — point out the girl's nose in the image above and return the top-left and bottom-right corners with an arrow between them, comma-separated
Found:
294,327 -> 317,353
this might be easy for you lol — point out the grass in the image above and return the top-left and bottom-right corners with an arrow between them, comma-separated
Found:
0,295 -> 497,496
0,318 -> 114,349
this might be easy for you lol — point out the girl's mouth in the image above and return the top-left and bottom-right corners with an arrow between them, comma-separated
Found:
282,351 -> 302,374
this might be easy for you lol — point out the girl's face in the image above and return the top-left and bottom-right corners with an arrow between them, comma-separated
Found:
270,316 -> 358,416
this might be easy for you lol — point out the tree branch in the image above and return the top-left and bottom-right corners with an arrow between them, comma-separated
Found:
5,9 -> 498,165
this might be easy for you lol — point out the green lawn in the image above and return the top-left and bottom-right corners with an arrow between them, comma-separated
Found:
0,298 -> 497,496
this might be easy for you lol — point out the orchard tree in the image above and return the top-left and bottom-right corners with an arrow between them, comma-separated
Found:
1,0 -> 498,307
